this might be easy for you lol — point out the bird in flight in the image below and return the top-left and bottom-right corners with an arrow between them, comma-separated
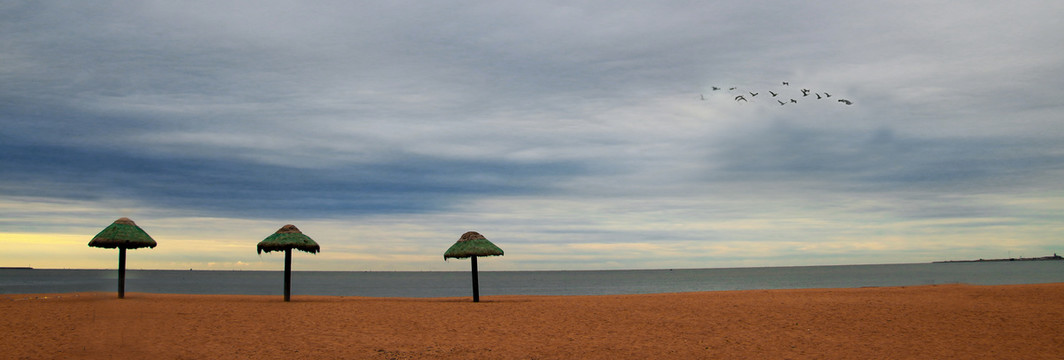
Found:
699,81 -> 853,107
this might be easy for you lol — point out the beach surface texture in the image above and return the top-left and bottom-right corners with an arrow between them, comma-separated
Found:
3,283 -> 1062,359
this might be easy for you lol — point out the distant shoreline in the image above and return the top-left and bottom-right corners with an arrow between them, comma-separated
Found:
0,267 -> 32,270
934,254 -> 1063,263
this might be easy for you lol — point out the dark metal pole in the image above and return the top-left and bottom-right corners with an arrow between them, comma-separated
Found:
471,255 -> 479,302
284,248 -> 292,302
118,246 -> 126,299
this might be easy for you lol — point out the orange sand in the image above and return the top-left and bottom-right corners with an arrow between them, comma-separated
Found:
3,283 -> 1063,359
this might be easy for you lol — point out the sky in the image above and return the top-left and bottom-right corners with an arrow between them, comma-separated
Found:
2,1 -> 1062,271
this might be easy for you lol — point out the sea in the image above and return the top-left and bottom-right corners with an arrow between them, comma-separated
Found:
2,261 -> 1061,297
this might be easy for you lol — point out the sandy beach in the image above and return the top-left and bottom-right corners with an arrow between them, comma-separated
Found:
3,283 -> 1062,359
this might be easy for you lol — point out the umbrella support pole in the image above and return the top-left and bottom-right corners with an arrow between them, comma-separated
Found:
118,247 -> 126,299
284,248 -> 292,302
471,255 -> 479,302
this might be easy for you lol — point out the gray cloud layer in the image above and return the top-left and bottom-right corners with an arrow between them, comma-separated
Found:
2,1 -> 1063,268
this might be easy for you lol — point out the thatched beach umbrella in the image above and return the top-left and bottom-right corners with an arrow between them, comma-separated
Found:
88,217 -> 157,299
257,224 -> 320,302
444,231 -> 504,302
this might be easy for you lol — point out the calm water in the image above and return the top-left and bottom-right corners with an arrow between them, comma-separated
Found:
2,262 -> 1061,297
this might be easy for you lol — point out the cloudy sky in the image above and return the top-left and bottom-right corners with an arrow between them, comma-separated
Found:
2,1 -> 1062,271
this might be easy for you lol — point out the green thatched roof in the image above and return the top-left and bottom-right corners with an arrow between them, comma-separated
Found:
257,224 -> 320,254
444,231 -> 504,259
88,217 -> 158,249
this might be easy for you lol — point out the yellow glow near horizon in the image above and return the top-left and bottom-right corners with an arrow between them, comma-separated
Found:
2,232 -> 88,246
1,232 -> 100,268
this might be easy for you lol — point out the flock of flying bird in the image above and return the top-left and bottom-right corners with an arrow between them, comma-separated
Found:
701,81 -> 853,106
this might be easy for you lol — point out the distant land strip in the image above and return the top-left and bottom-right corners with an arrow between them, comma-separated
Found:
0,267 -> 33,270
934,254 -> 1063,263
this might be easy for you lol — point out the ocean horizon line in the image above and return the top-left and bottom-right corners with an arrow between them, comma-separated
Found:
6,260 -> 959,273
